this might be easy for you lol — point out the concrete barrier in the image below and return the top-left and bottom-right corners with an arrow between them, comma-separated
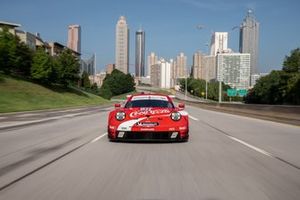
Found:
181,99 -> 300,126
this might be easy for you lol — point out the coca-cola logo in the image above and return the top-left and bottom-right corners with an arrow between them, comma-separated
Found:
129,108 -> 170,118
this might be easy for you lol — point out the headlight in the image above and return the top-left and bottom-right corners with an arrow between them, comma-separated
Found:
116,112 -> 126,121
171,112 -> 181,121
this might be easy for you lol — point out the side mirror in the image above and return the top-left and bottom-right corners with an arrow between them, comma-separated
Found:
178,103 -> 185,109
114,103 -> 121,108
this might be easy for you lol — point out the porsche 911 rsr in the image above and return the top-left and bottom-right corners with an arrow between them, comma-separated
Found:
107,94 -> 189,142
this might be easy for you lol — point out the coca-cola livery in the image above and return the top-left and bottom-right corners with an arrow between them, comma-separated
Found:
107,94 -> 189,141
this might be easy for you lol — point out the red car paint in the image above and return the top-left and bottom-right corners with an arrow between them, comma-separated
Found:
107,94 -> 189,141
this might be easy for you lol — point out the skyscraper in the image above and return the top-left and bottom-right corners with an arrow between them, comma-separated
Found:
176,52 -> 187,78
239,9 -> 259,75
135,29 -> 145,77
67,24 -> 81,53
210,32 -> 228,56
192,51 -> 204,79
147,52 -> 158,76
115,16 -> 129,74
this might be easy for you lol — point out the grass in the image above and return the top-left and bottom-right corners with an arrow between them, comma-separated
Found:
0,74 -> 109,113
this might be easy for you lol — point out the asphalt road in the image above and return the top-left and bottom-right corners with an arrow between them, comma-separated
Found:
0,105 -> 299,200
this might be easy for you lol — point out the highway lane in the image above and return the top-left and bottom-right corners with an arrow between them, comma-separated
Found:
0,108 -> 109,189
0,105 -> 300,199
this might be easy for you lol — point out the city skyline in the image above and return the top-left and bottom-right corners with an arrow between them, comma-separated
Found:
1,0 -> 300,73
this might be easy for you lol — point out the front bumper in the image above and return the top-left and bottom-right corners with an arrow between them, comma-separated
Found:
108,130 -> 189,142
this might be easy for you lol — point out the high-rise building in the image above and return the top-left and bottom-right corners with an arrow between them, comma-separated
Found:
192,51 -> 204,79
169,59 -> 176,87
216,53 -> 250,89
67,24 -> 81,54
239,9 -> 259,75
135,29 -> 145,77
115,16 -> 129,74
147,52 -> 158,76
150,58 -> 172,89
176,52 -> 187,78
203,55 -> 217,81
80,54 -> 95,75
210,32 -> 228,56
250,72 -> 268,87
106,64 -> 115,74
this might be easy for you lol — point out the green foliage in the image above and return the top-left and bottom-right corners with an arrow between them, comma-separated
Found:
31,48 -> 53,84
179,78 -> 230,101
54,49 -> 80,86
81,71 -> 91,88
246,47 -> 300,105
99,69 -> 135,99
283,48 -> 300,73
284,73 -> 300,104
99,83 -> 113,99
245,71 -> 287,104
0,28 -> 33,76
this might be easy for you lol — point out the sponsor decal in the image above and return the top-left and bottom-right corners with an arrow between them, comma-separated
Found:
136,122 -> 159,127
117,118 -> 147,131
129,108 -> 170,118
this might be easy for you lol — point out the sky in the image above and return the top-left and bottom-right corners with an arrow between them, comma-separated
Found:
1,0 -> 300,73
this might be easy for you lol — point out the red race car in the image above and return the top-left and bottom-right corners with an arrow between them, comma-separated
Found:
107,93 -> 189,142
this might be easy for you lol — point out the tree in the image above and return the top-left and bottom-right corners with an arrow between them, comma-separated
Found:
179,78 -> 229,101
283,48 -> 300,73
99,83 -> 112,99
99,69 -> 135,99
81,71 -> 91,88
246,47 -> 300,105
245,70 -> 288,104
285,73 -> 300,104
55,49 -> 80,86
31,48 -> 53,84
0,28 -> 33,76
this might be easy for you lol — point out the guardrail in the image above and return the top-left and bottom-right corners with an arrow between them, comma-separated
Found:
178,97 -> 300,126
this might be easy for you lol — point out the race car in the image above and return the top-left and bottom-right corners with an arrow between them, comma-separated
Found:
107,93 -> 189,142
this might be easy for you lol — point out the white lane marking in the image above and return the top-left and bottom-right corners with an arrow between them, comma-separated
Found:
189,115 -> 199,121
91,132 -> 108,143
226,135 -> 273,157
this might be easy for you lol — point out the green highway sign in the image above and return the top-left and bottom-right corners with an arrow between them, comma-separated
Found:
227,89 -> 248,97
237,89 -> 248,97
227,89 -> 237,97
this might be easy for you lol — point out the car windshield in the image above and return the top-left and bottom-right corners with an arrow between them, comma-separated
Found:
125,100 -> 174,108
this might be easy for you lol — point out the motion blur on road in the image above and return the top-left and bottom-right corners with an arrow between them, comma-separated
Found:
0,104 -> 300,200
